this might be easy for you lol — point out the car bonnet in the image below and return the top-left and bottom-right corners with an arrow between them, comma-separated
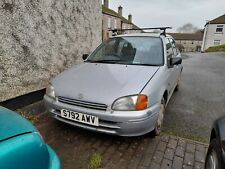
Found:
52,63 -> 160,105
0,107 -> 37,141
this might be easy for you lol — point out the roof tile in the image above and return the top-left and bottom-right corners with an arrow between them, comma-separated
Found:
168,31 -> 203,41
207,14 -> 225,25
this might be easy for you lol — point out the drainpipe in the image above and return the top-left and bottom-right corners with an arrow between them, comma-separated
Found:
202,20 -> 210,52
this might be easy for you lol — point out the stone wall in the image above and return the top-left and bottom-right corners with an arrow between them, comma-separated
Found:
177,40 -> 202,52
0,0 -> 102,102
102,13 -> 121,40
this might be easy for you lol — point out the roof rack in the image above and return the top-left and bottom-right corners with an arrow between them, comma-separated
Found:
108,27 -> 172,36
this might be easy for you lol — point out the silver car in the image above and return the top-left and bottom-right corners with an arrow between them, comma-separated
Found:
44,33 -> 183,136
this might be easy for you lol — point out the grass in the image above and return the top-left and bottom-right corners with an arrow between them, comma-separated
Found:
17,109 -> 37,124
163,129 -> 209,144
87,152 -> 102,169
205,44 -> 225,52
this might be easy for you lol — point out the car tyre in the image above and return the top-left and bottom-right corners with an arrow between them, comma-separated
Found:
205,138 -> 223,169
175,84 -> 179,92
153,98 -> 165,136
175,77 -> 181,92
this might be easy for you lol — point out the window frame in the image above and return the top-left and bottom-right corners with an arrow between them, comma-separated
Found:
214,40 -> 221,46
216,25 -> 224,33
114,19 -> 117,29
107,18 -> 111,29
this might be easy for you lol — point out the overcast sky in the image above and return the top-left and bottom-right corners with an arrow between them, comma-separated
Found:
107,0 -> 225,32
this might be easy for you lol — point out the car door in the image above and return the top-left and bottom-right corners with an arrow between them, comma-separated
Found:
165,38 -> 177,96
169,38 -> 182,87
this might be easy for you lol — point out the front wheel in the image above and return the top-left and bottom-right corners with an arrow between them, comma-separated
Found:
153,98 -> 165,136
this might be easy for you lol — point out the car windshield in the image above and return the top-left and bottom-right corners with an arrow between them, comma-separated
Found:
86,36 -> 164,66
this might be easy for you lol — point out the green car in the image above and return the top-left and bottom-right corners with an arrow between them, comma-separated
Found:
0,106 -> 61,169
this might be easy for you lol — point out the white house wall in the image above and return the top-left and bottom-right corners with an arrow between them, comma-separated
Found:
202,24 -> 225,51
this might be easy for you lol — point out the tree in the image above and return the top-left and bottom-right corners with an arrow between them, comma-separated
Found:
177,23 -> 199,33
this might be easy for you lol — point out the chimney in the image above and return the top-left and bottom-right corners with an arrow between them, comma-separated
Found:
118,6 -> 123,16
103,0 -> 109,8
128,14 -> 132,23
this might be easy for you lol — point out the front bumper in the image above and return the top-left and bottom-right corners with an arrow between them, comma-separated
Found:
44,95 -> 161,136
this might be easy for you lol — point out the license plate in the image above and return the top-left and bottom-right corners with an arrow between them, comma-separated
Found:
61,109 -> 99,126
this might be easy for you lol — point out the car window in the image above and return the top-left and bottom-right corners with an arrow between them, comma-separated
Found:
87,37 -> 164,66
175,47 -> 180,57
166,38 -> 173,59
169,38 -> 179,57
165,38 -> 175,66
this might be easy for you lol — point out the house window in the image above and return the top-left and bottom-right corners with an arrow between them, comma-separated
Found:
114,19 -> 117,29
214,40 -> 220,46
216,25 -> 223,33
108,18 -> 111,28
111,20 -> 114,29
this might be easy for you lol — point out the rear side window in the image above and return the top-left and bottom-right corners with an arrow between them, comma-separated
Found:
165,38 -> 173,57
169,38 -> 179,57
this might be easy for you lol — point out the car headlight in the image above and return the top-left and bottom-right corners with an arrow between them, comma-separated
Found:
112,94 -> 149,111
46,84 -> 56,99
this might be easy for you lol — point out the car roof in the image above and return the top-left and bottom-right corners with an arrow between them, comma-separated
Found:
114,33 -> 173,38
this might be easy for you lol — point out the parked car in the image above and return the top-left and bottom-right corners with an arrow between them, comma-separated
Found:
0,106 -> 61,169
44,32 -> 183,136
205,116 -> 225,169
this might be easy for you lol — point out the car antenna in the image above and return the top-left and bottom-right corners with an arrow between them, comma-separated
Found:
108,27 -> 172,36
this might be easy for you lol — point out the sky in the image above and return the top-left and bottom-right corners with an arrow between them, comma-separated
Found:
107,0 -> 225,32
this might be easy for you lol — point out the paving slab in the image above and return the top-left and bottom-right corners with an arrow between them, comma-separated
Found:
31,112 -> 208,169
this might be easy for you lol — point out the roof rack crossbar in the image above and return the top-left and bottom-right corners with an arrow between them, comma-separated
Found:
109,27 -> 172,36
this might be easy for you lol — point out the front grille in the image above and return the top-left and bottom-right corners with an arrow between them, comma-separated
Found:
58,96 -> 107,111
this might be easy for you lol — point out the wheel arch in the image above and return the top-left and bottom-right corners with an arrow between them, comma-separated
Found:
211,117 -> 225,144
163,90 -> 168,104
210,128 -> 217,142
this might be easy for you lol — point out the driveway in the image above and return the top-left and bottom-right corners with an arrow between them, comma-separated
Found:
164,52 -> 225,141
35,113 -> 207,169
22,52 -> 225,169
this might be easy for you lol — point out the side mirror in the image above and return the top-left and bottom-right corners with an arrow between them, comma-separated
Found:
171,57 -> 182,66
82,54 -> 89,60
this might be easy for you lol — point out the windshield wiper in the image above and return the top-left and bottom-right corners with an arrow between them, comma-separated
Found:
85,60 -> 120,64
126,63 -> 160,66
